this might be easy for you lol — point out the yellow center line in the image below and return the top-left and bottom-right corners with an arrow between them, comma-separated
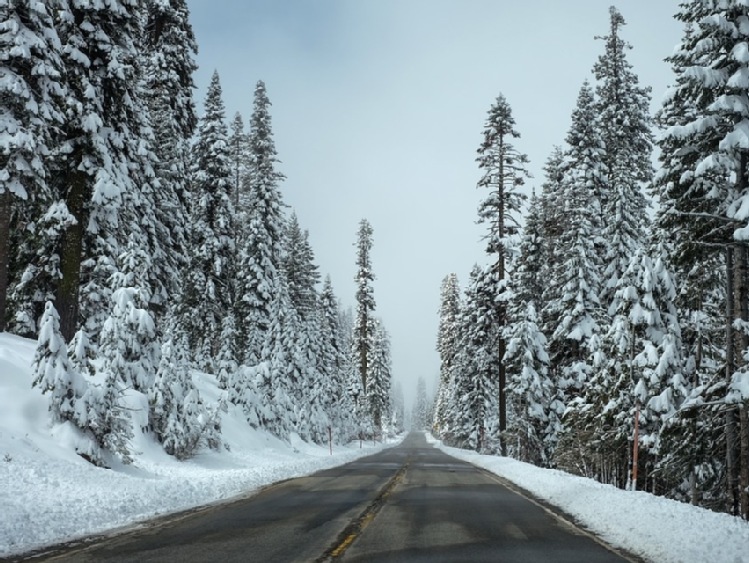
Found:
317,461 -> 409,562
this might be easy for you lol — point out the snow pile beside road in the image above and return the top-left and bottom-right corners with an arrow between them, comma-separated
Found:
0,332 -> 393,558
428,434 -> 749,563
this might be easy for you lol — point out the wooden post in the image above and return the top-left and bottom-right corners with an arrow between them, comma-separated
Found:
632,402 -> 640,491
328,426 -> 332,456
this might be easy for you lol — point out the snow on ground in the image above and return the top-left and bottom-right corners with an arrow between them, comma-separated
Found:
0,333 -> 396,558
427,434 -> 749,563
4,324 -> 746,563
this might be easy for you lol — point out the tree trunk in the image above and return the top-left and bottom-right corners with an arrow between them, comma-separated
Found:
726,245 -> 740,515
740,404 -> 749,519
0,190 -> 9,332
497,137 -> 507,456
359,312 -> 368,393
735,242 -> 749,519
55,168 -> 87,342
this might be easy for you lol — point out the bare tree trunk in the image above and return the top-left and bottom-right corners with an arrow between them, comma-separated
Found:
0,190 -> 9,332
55,168 -> 87,342
726,245 -> 740,515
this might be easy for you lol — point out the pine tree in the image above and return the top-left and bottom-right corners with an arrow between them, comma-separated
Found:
228,111 -> 251,212
512,193 -> 546,308
51,0 -> 161,345
413,376 -> 429,431
504,300 -> 560,466
577,245 -> 683,489
593,6 -> 653,310
216,311 -> 238,390
368,318 -> 392,433
235,80 -> 287,365
32,302 -> 85,424
447,265 -> 500,452
653,0 -> 749,518
434,273 -> 460,436
354,219 -> 376,395
141,0 -> 199,314
182,70 -> 235,371
98,238 -> 159,395
256,274 -> 299,439
316,276 -> 354,442
538,146 -> 566,283
391,382 -> 406,434
476,93 -> 529,451
284,213 -> 320,319
0,0 -> 66,333
150,329 -> 221,459
544,82 -> 606,407
651,8 -> 731,511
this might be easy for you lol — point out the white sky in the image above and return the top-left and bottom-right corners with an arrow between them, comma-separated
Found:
185,0 -> 685,406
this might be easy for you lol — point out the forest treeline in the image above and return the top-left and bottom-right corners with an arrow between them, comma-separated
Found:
1,0 -> 403,466
433,4 -> 749,520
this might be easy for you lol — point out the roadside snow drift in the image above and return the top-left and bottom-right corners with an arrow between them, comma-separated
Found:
428,435 -> 749,563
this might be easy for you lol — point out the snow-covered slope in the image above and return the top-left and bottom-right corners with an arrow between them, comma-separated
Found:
428,435 -> 749,563
0,333 -> 393,558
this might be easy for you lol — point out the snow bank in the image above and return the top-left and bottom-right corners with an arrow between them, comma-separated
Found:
0,333 -> 395,558
428,434 -> 749,563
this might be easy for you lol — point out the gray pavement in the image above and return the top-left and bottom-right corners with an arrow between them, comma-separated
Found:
26,433 -> 633,563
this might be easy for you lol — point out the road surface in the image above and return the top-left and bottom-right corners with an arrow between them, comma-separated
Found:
27,433 -> 634,562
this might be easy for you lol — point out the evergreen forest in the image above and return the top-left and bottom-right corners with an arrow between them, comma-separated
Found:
3,0 -> 749,524
433,4 -> 749,521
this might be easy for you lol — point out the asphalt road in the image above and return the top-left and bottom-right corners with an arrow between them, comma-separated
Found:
27,433 -> 633,563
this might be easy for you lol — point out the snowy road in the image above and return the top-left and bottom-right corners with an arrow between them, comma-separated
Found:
29,433 -> 633,562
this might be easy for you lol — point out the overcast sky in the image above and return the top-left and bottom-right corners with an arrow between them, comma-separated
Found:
184,0 -> 685,406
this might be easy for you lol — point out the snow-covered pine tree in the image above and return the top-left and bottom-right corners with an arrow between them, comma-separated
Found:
579,244 -> 683,489
32,302 -> 86,425
354,219 -> 376,396
228,112 -> 251,212
544,81 -> 606,409
256,274 -> 300,439
284,213 -> 321,320
216,311 -> 238,390
391,382 -> 406,434
99,237 -> 159,395
182,70 -> 235,371
141,0 -> 199,315
433,273 -> 460,437
150,328 -> 222,459
293,311 -> 325,443
447,265 -> 500,452
512,193 -> 545,308
538,146 -> 566,286
503,300 -> 560,466
53,0 -> 161,345
651,12 -> 729,511
339,305 -> 368,440
476,93 -> 529,450
503,199 -> 560,465
412,376 -> 429,431
316,276 -> 354,442
593,6 -> 653,311
235,80 -> 287,365
368,318 -> 392,433
654,0 -> 749,518
0,0 -> 66,333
